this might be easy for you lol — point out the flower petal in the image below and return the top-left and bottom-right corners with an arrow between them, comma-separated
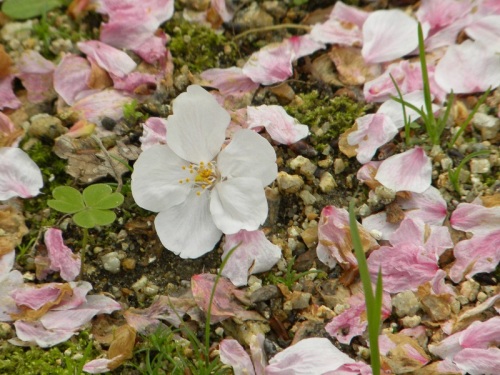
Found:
131,145 -> 191,212
0,147 -> 43,200
0,75 -> 21,110
210,177 -> 268,234
242,43 -> 294,85
201,67 -> 259,97
375,147 -> 432,193
219,339 -> 256,375
217,129 -> 277,187
450,202 -> 500,235
222,230 -> 281,286
167,85 -> 229,163
53,54 -> 91,105
44,228 -> 81,282
139,117 -> 167,150
362,10 -> 423,64
77,40 -> 136,78
155,190 -> 222,258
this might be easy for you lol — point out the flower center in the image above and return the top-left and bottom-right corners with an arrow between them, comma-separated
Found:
179,161 -> 218,196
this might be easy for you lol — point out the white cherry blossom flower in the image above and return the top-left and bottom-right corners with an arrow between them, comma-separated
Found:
131,85 -> 277,258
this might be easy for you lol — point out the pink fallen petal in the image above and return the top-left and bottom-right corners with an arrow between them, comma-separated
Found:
124,294 -> 199,332
368,242 -> 439,293
249,333 -> 266,375
78,41 -> 136,78
449,229 -> 500,283
44,228 -> 81,282
466,16 -> 500,52
362,10 -> 423,64
375,147 -> 432,193
0,75 -> 21,110
431,269 -> 456,296
131,31 -> 168,64
347,113 -> 398,164
398,186 -> 448,226
111,71 -> 157,93
201,67 -> 260,97
435,40 -> 500,93
222,229 -> 281,287
220,339 -> 256,375
52,281 -> 93,311
140,117 -> 167,150
246,105 -> 309,145
242,43 -> 294,85
80,294 -> 121,314
454,347 -> 500,375
450,202 -> 500,235
0,112 -> 22,147
54,54 -> 91,105
11,283 -> 70,310
326,293 -> 391,344
211,0 -> 234,22
310,19 -> 363,46
71,89 -> 133,125
287,35 -> 325,59
330,1 -> 369,28
13,320 -> 75,348
40,308 -> 99,331
0,251 -> 15,281
416,0 -> 472,34
317,205 -> 378,268
265,337 -> 355,375
362,212 -> 399,241
459,316 -> 500,349
191,274 -> 237,323
0,147 -> 43,200
83,358 -> 115,374
364,60 -> 446,103
0,251 -> 23,321
17,50 -> 55,103
389,218 -> 452,260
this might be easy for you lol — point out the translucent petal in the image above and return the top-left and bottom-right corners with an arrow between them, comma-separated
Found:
0,147 -> 43,200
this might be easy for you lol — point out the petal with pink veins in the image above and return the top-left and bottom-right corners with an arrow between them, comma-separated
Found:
398,186 -> 448,226
191,274 -> 237,323
330,1 -> 369,28
201,67 -> 259,97
17,50 -> 55,103
242,43 -> 294,85
44,228 -> 81,282
450,202 -> 500,235
71,89 -> 133,126
347,113 -> 398,164
416,0 -> 472,33
362,10 -> 423,64
54,54 -> 91,105
0,147 -> 43,200
13,320 -> 75,348
77,41 -> 136,78
111,71 -> 157,93
287,35 -> 325,59
219,339 -> 256,375
221,230 -> 281,287
310,19 -> 362,46
139,117 -> 167,150
246,105 -> 309,145
131,31 -> 168,64
375,147 -> 432,193
435,40 -> 500,93
449,229 -> 500,283
454,347 -> 500,375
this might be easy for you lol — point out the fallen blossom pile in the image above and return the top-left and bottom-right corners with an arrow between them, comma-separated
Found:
1,0 -> 499,374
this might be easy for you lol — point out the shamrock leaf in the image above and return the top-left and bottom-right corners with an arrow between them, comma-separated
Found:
48,184 -> 124,229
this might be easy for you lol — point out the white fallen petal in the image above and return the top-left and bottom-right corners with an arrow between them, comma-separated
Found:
375,147 -> 432,193
219,339 -> 256,375
450,203 -> 500,235
13,320 -> 75,348
242,43 -> 294,85
77,40 -> 136,78
0,147 -> 43,200
465,15 -> 500,52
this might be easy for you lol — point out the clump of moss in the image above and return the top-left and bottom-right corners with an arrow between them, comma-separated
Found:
285,91 -> 368,147
164,16 -> 239,73
0,331 -> 98,375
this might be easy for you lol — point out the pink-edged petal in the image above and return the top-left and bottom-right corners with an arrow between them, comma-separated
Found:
435,40 -> 500,93
139,117 -> 167,150
77,40 -> 136,78
310,19 -> 363,46
466,16 -> 500,52
454,347 -> 500,375
416,0 -> 472,33
330,1 -> 369,28
398,186 -> 448,226
222,230 -> 281,287
0,250 -> 15,281
246,105 -> 309,145
83,358 -> 115,374
0,75 -> 21,110
361,212 -> 399,241
54,54 -> 91,105
265,337 -> 355,375
375,147 -> 432,193
249,334 -> 267,375
347,113 -> 398,164
44,228 -> 81,282
155,190 -> 222,258
11,283 -> 66,310
211,0 -> 234,22
0,147 -> 43,200
287,35 -> 325,59
201,67 -> 260,97
131,31 -> 168,64
51,281 -> 93,311
367,243 -> 439,293
100,11 -> 157,49
362,10 -> 423,64
40,308 -> 99,331
17,50 -> 55,103
219,339 -> 256,375
13,320 -> 75,348
242,43 -> 294,85
131,144 -> 192,212
450,202 -> 500,235
217,129 -> 277,186
449,230 -> 500,283
111,71 -> 157,93
71,89 -> 133,125
167,85 -> 229,163
429,330 -> 462,361
80,294 -> 121,314
431,269 -> 456,296
210,177 -> 268,235
459,316 -> 500,349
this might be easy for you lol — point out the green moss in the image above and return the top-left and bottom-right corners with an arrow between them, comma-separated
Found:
164,16 -> 238,73
0,331 -> 98,375
285,91 -> 368,147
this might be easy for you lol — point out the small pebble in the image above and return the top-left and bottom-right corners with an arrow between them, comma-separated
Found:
319,172 -> 336,193
460,279 -> 480,302
392,291 -> 420,317
469,158 -> 491,174
277,172 -> 304,193
101,252 -> 121,273
289,155 -> 317,179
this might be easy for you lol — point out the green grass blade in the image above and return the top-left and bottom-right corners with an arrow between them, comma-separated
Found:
417,22 -> 436,142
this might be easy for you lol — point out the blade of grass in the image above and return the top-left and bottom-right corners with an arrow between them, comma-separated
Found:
389,74 -> 412,146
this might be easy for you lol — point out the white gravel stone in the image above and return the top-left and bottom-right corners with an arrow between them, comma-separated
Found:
469,158 -> 491,174
289,155 -> 317,179
460,279 -> 480,302
277,172 -> 304,193
299,190 -> 317,205
319,172 -> 337,193
392,291 -> 421,317
101,252 -> 121,273
473,112 -> 499,139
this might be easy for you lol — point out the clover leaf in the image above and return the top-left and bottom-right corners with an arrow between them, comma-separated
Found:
48,184 -> 124,229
